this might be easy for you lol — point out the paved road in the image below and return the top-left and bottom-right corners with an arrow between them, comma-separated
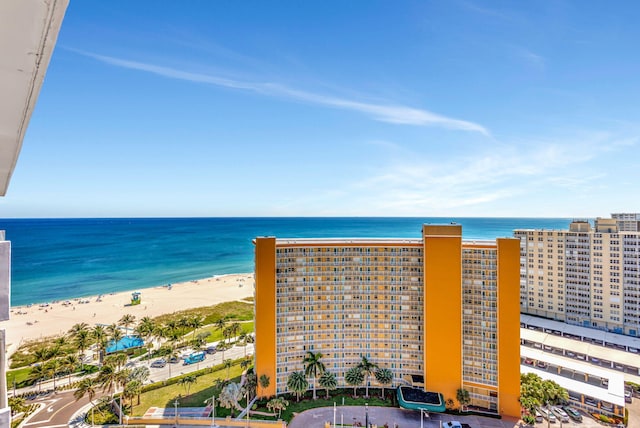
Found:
17,342 -> 253,427
21,390 -> 105,428
287,403 -> 629,428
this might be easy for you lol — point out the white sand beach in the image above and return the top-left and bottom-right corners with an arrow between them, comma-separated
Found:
0,273 -> 254,358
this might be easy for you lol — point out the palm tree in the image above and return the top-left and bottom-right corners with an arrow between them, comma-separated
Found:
266,396 -> 289,418
28,364 -> 47,392
303,351 -> 325,400
357,355 -> 378,398
219,382 -> 243,417
218,342 -> 228,361
345,366 -> 364,398
46,358 -> 61,391
74,377 -> 98,425
8,396 -> 27,416
259,374 -> 271,398
456,388 -> 471,411
74,329 -> 91,371
239,332 -> 247,357
223,326 -> 233,345
245,334 -> 255,356
190,316 -> 203,340
179,375 -> 197,396
240,357 -> 251,372
287,371 -> 308,402
215,318 -> 227,338
375,368 -> 393,399
119,314 -> 136,335
318,371 -> 337,399
244,371 -> 258,401
123,379 -> 142,409
62,354 -> 79,385
92,325 -> 108,364
230,322 -> 241,342
69,322 -> 89,337
33,345 -> 52,365
224,359 -> 233,380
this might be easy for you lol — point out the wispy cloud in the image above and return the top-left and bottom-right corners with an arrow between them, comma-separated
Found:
286,131 -> 636,216
73,49 -> 489,135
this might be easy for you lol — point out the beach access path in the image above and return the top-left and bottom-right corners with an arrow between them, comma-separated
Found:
0,273 -> 254,360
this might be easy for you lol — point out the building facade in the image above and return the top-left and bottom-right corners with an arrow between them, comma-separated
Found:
254,224 -> 521,417
515,214 -> 640,337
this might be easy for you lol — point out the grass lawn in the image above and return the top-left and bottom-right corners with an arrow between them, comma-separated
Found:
198,320 -> 254,343
6,367 -> 31,388
253,389 -> 397,423
128,362 -> 245,417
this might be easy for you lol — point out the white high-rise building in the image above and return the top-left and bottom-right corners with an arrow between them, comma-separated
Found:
515,216 -> 640,337
0,1 -> 68,424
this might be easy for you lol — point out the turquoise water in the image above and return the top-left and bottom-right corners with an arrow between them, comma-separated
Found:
0,217 -> 573,306
106,335 -> 144,353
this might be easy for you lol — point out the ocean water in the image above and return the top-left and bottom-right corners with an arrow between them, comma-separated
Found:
0,217 -> 573,307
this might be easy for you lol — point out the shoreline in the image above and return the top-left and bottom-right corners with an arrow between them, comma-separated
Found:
0,273 -> 254,360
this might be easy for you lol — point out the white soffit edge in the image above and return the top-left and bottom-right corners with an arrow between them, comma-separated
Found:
0,0 -> 69,196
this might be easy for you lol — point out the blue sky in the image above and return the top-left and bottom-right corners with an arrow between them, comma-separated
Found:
3,0 -> 640,217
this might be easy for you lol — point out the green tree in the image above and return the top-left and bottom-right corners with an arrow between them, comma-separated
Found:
318,370 -> 337,399
74,377 -> 99,424
375,368 -> 393,399
357,355 -> 378,398
74,329 -> 91,371
266,396 -> 289,418
456,388 -> 471,411
8,395 -> 27,416
259,374 -> 271,398
46,358 -> 61,391
303,351 -> 326,400
118,314 -> 136,334
28,364 -> 46,391
92,325 -> 108,364
287,371 -> 308,402
224,359 -> 233,380
345,366 -> 364,398
62,354 -> 79,385
179,375 -> 197,396
219,382 -> 243,417
244,371 -> 258,401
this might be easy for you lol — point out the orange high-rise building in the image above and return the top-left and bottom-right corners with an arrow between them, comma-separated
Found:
254,224 -> 521,417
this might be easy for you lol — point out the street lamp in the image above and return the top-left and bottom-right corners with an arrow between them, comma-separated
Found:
365,403 -> 369,428
174,398 -> 179,428
206,394 -> 218,427
333,402 -> 336,428
420,409 -> 429,428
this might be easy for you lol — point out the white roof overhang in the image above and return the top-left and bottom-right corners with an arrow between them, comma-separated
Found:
0,0 -> 68,195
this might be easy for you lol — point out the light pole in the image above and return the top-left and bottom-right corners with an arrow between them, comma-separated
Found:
420,409 -> 429,428
207,394 -> 218,427
365,403 -> 369,428
333,402 -> 336,428
174,398 -> 179,427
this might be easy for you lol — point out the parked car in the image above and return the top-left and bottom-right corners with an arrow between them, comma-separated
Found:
206,345 -> 217,354
524,358 -> 534,365
443,422 -> 462,428
625,388 -> 633,403
562,406 -> 583,422
551,406 -> 570,423
535,410 -> 543,423
538,407 -> 556,423
536,361 -> 547,369
151,359 -> 166,368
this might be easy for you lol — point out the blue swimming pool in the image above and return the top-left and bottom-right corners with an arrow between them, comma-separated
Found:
106,335 -> 144,353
